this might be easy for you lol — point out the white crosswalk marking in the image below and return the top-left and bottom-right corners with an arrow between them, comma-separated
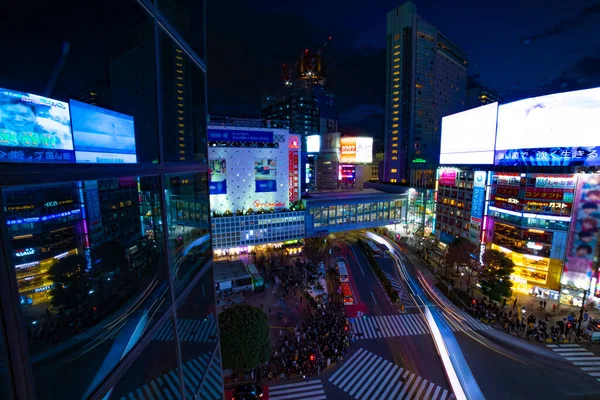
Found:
119,351 -> 223,400
328,348 -> 451,399
153,318 -> 218,343
384,272 -> 414,306
548,344 -> 600,383
268,379 -> 326,400
350,311 -> 491,339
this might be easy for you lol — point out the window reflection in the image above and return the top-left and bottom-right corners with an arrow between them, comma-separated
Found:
165,172 -> 212,296
3,177 -> 170,399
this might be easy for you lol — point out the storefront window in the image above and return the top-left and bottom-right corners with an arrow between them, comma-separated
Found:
2,176 -> 170,399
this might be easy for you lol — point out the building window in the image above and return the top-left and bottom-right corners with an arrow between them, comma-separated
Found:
392,156 -> 398,161
392,137 -> 398,141
392,144 -> 398,147
392,150 -> 398,154
391,169 -> 398,173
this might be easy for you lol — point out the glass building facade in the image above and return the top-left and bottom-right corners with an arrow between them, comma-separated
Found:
0,1 -> 222,399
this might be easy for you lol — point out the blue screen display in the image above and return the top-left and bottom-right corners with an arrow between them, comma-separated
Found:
70,99 -> 137,163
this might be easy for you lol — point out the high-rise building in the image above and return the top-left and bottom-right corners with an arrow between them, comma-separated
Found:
0,1 -> 222,399
262,45 -> 338,192
465,77 -> 502,110
384,1 -> 468,185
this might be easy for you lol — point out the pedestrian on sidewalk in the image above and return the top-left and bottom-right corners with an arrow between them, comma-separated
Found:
513,298 -> 517,309
543,300 -> 547,309
552,303 -> 557,313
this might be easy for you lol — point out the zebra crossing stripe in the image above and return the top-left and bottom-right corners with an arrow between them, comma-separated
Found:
547,344 -> 600,384
268,380 -> 326,400
329,348 -> 451,400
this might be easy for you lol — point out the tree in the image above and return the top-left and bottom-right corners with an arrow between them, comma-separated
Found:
481,249 -> 515,301
48,254 -> 90,311
219,305 -> 271,370
444,238 -> 480,295
303,237 -> 329,262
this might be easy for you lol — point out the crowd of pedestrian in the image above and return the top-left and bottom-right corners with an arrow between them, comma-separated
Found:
263,301 -> 352,381
470,298 -> 585,342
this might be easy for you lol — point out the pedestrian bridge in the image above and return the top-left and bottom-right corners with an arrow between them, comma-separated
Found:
303,188 -> 408,237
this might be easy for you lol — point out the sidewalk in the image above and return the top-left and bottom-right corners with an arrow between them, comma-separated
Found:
400,242 -> 600,343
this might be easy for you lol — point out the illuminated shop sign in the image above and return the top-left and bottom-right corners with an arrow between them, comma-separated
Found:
252,200 -> 286,209
439,169 -> 457,186
288,136 -> 300,149
15,261 -> 40,269
34,284 -> 54,293
15,248 -> 35,257
208,129 -> 274,143
526,242 -> 544,250
524,188 -> 572,202
5,204 -> 35,211
495,175 -> 521,186
6,209 -> 81,225
44,199 -> 74,207
534,176 -> 576,189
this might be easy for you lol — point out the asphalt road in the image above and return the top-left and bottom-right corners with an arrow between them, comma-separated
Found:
298,239 -> 453,400
387,237 -> 600,400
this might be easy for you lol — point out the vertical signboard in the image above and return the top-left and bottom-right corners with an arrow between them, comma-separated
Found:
84,180 -> 103,243
562,174 -> 600,289
469,171 -> 487,243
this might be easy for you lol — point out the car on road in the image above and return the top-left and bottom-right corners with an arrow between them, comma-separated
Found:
232,384 -> 263,399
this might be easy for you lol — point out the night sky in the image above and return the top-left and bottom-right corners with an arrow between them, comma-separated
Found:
208,0 -> 600,135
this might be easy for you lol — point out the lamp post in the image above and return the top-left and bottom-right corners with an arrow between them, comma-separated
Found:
577,288 -> 590,333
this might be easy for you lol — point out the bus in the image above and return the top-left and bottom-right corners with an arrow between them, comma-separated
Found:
336,258 -> 349,283
340,283 -> 354,305
365,239 -> 383,257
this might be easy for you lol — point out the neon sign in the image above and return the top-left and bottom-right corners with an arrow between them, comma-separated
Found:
6,209 -> 81,225
15,248 -> 35,257
34,284 -> 54,293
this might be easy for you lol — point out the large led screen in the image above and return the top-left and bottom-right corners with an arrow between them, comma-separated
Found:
306,135 -> 321,153
0,88 -> 74,163
439,102 -> 498,165
70,100 -> 137,164
495,87 -> 600,166
255,158 -> 277,192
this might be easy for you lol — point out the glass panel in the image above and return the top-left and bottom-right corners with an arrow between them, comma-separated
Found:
3,176 -> 169,399
175,267 -> 222,399
0,1 -> 159,164
158,0 -> 206,60
107,316 -> 181,399
165,172 -> 212,297
0,310 -> 13,399
159,31 -> 207,163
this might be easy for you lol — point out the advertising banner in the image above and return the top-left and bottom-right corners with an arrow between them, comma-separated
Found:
288,150 -> 299,202
562,174 -> 600,289
495,147 -> 600,167
208,129 -> 273,143
524,187 -> 574,202
471,171 -> 486,220
438,169 -> 457,186
209,159 -> 227,195
534,175 -> 576,189
306,135 -> 321,153
70,100 -> 137,164
255,158 -> 277,193
355,137 -> 373,163
340,137 -> 356,163
0,87 -> 75,163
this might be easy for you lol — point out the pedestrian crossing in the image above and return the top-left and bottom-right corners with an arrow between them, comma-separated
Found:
384,272 -> 414,306
547,344 -> 600,383
153,317 -> 218,343
350,311 -> 491,339
72,317 -> 218,344
329,347 -> 453,399
119,351 -> 223,400
269,379 -> 326,400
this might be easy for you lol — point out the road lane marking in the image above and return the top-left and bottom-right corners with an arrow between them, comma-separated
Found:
370,291 -> 378,306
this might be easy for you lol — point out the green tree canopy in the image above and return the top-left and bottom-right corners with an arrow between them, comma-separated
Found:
48,254 -> 90,311
219,305 -> 271,370
303,237 -> 329,262
481,249 -> 515,301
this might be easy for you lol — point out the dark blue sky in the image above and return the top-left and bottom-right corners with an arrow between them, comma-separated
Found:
208,0 -> 600,132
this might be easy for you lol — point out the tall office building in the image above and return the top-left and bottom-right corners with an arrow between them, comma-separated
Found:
465,77 -> 502,110
0,1 -> 222,399
384,1 -> 468,185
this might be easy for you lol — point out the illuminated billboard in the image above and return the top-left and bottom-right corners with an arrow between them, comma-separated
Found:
0,88 -> 74,163
209,159 -> 227,195
70,100 -> 137,164
307,135 -> 321,153
255,159 -> 277,192
340,137 -> 373,163
438,169 -> 457,186
439,102 -> 498,165
562,174 -> 600,289
356,137 -> 373,163
495,87 -> 600,166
